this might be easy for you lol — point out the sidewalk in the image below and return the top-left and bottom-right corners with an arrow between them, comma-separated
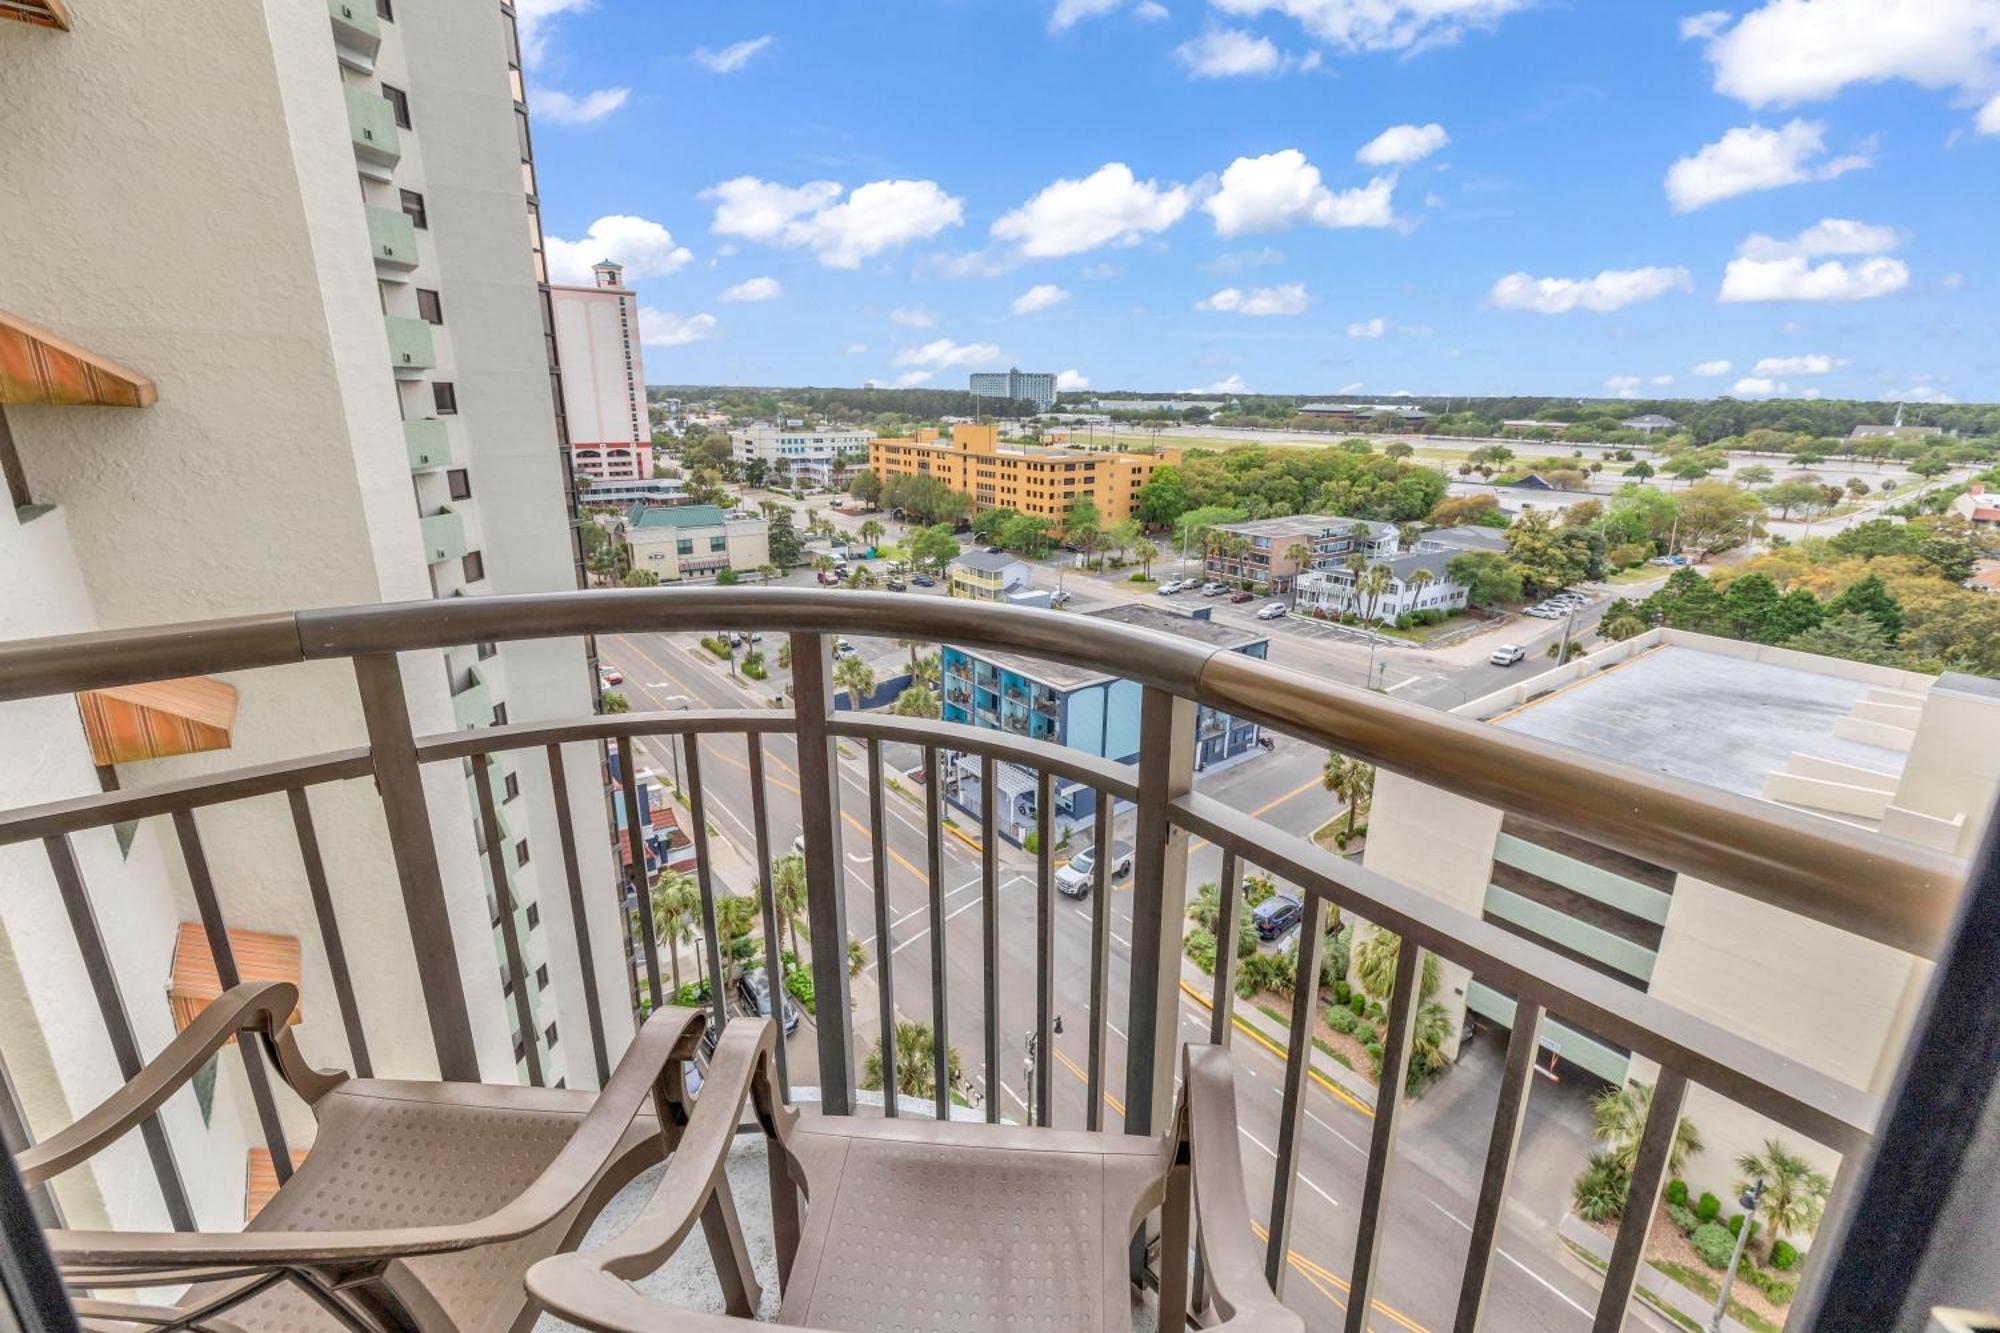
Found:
1177,959 -> 1379,1117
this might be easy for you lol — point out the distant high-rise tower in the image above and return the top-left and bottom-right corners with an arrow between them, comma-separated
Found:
969,366 -> 1059,412
552,261 -> 650,484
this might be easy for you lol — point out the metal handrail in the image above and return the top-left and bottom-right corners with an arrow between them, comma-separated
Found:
0,588 -> 1961,957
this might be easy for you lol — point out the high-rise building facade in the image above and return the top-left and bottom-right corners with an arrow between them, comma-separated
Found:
552,262 -> 650,484
868,423 -> 1177,530
0,2 -> 622,1230
968,367 -> 1059,411
729,422 -> 870,490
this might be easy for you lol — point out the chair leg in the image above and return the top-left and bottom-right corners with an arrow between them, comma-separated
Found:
699,1172 -> 761,1318
766,1140 -> 800,1289
1159,1162 -> 1192,1332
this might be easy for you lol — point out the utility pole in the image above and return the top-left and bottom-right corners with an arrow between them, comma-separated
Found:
1708,1179 -> 1765,1333
1555,605 -> 1578,666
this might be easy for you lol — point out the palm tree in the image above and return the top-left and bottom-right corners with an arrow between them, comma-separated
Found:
1406,566 -> 1435,614
811,554 -> 836,581
1735,1139 -> 1831,1250
769,851 -> 809,960
834,653 -> 876,711
1135,539 -> 1160,579
858,518 -> 886,551
756,562 -> 778,585
910,651 -> 941,688
649,867 -> 700,994
1321,751 -> 1374,836
777,638 -> 793,670
1359,564 -> 1394,623
1283,541 -> 1312,605
1591,1081 -> 1704,1178
860,1021 -> 962,1102
1350,927 -> 1440,1003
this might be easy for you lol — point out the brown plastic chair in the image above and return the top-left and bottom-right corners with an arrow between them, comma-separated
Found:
528,1024 -> 1301,1332
20,982 -> 742,1333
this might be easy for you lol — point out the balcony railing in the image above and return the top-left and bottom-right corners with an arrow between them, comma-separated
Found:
0,589 -> 1986,1332
343,84 -> 400,178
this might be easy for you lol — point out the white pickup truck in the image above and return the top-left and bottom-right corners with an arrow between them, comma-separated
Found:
1055,841 -> 1134,898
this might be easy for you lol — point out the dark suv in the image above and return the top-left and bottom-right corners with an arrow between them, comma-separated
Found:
1252,894 -> 1303,941
735,966 -> 801,1034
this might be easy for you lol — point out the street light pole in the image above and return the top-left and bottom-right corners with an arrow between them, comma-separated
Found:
1708,1179 -> 1764,1333
1555,605 -> 1578,667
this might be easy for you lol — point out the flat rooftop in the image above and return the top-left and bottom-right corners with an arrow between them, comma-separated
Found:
1488,644 -> 1907,800
950,605 -> 1264,692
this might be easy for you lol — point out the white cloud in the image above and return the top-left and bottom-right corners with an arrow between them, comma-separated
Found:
1692,358 -> 1734,375
1652,374 -> 1676,385
1050,0 -> 1125,29
704,176 -> 963,269
892,338 -> 1006,370
1337,380 -> 1366,394
1203,149 -> 1396,235
845,342 -> 869,355
530,86 -> 630,125
1754,353 -> 1840,374
1356,122 -> 1450,166
1605,375 -> 1645,398
1698,0 -> 2000,115
694,36 -> 774,73
1680,9 -> 1732,40
1664,119 -> 1870,212
1982,91 -> 2000,131
513,0 -> 591,67
1207,0 -> 1530,53
1082,262 -> 1123,278
1732,376 -> 1782,396
894,371 -> 934,387
720,276 -> 781,302
1175,28 -> 1292,76
544,215 -> 693,285
1888,381 -> 1958,403
1346,316 -> 1386,337
992,163 -> 1194,257
889,305 -> 935,328
1719,217 -> 1912,301
1487,266 -> 1694,314
637,309 -> 717,347
1135,1 -> 1171,17
1057,369 -> 1092,391
1203,247 -> 1286,273
1188,373 -> 1249,394
1011,283 -> 1072,315
1197,283 -> 1310,315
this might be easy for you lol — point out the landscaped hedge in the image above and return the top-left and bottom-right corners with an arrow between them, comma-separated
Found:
1326,1005 -> 1358,1035
1691,1222 -> 1736,1269
1183,927 -> 1218,974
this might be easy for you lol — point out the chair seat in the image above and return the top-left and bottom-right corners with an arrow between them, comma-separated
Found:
776,1112 -> 1164,1332
192,1080 -> 660,1333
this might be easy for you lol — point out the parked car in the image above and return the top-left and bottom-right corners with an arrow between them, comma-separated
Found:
1054,841 -> 1134,898
834,638 -> 859,658
886,578 -> 908,592
1255,602 -> 1288,621
1157,578 -> 1187,595
733,967 -> 801,1035
986,545 -> 1006,555
1252,894 -> 1303,942
1199,581 -> 1227,596
1228,590 -> 1255,603
1049,590 -> 1073,607
598,666 -> 624,685
912,573 -> 937,587
1489,644 -> 1527,666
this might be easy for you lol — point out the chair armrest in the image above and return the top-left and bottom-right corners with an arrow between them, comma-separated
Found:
526,1018 -> 782,1333
48,1004 -> 710,1277
19,982 -> 326,1187
1182,1044 -> 1304,1333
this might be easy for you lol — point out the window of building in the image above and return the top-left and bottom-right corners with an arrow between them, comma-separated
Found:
462,550 -> 485,583
432,381 -> 457,414
447,468 -> 472,501
416,287 -> 443,324
676,538 -> 693,555
382,84 -> 412,130
526,902 -> 541,930
399,189 -> 427,229
709,536 -> 726,552
376,0 -> 393,19
515,838 -> 530,866
490,701 -> 507,728
535,963 -> 549,991
544,1022 -> 558,1048
501,972 -> 513,996
503,771 -> 520,802
477,640 -> 498,660
513,1037 -> 526,1063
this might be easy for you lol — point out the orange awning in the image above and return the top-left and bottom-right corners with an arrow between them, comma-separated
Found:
168,922 -> 302,1032
0,308 -> 154,407
0,1 -> 70,30
76,676 -> 238,766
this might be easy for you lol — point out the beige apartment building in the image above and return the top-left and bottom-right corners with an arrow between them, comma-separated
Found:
868,422 -> 1177,531
552,261 -> 649,484
1359,629 -> 2000,1205
624,504 -> 770,581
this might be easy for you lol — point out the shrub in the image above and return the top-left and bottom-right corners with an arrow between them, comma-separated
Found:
1023,830 -> 1040,854
1183,927 -> 1217,974
701,635 -> 731,658
1665,1178 -> 1689,1208
1236,913 -> 1259,960
1333,980 -> 1351,1005
1129,571 -> 1149,582
1326,1005 -> 1358,1034
714,568 -> 740,586
1691,1222 -> 1737,1269
783,966 -> 815,1016
1664,1202 -> 1702,1236
1696,1191 -> 1722,1223
1572,1152 -> 1629,1222
1239,949 -> 1295,997
1768,1239 -> 1800,1272
1725,1214 -> 1759,1246
741,655 -> 769,681
1363,1042 -> 1384,1078
1741,1268 -> 1796,1305
1242,874 -> 1277,907
1366,999 -> 1384,1022
1353,1020 -> 1378,1047
1349,992 -> 1366,1016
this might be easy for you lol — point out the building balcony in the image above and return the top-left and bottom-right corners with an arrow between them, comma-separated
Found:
385,315 -> 436,376
0,589 -> 1989,1333
344,83 -> 401,179
404,418 -> 449,471
367,204 -> 419,273
327,0 -> 381,72
451,666 -> 492,731
420,505 -> 467,563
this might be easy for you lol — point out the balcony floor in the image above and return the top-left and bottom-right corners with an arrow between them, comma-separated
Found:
538,1130 -> 1161,1330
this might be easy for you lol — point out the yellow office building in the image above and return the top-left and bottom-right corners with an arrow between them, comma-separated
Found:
868,423 -> 1177,530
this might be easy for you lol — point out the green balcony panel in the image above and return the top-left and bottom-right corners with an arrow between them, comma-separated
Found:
1465,981 -> 1630,1086
1483,883 -> 1658,982
368,205 -> 419,271
345,83 -> 400,176
328,0 -> 380,70
404,418 -> 449,471
385,315 -> 435,375
421,507 -> 467,564
451,672 -> 492,732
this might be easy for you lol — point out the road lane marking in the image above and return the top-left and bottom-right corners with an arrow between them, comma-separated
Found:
1426,1200 -> 1593,1319
1250,1221 -> 1429,1333
1049,1042 -> 1124,1118
1190,773 -> 1325,852
1179,979 -> 1374,1119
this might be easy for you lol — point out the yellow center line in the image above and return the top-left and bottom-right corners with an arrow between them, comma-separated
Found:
1050,1042 -> 1125,1117
1179,980 -> 1374,1120
1190,773 -> 1326,853
1248,1220 -> 1428,1333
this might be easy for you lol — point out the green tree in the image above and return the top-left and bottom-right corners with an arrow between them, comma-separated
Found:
997,512 -> 1053,556
857,518 -> 886,551
1598,599 -> 1649,641
1675,481 -> 1763,557
1592,1081 -> 1704,1178
1134,464 -> 1188,528
1321,752 -> 1374,836
1503,511 -> 1588,594
834,653 -> 876,710
909,523 -> 961,573
1623,460 -> 1656,480
1760,478 -> 1824,520
1350,928 -> 1440,1003
600,689 -> 632,714
1448,551 -> 1523,608
769,852 -> 808,960
1133,538 -> 1160,578
860,1021 -> 962,1102
767,510 -> 804,568
849,468 -> 883,506
1643,566 -> 1724,632
1787,610 -> 1897,664
620,568 -> 661,587
1825,574 -> 1905,642
890,684 -> 941,718
1735,1139 -> 1831,1251
650,867 -> 700,994
1735,464 -> 1775,486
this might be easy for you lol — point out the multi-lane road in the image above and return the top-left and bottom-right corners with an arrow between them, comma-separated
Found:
599,567 -> 1666,1331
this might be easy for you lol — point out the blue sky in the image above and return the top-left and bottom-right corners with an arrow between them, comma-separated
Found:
519,0 -> 2000,404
